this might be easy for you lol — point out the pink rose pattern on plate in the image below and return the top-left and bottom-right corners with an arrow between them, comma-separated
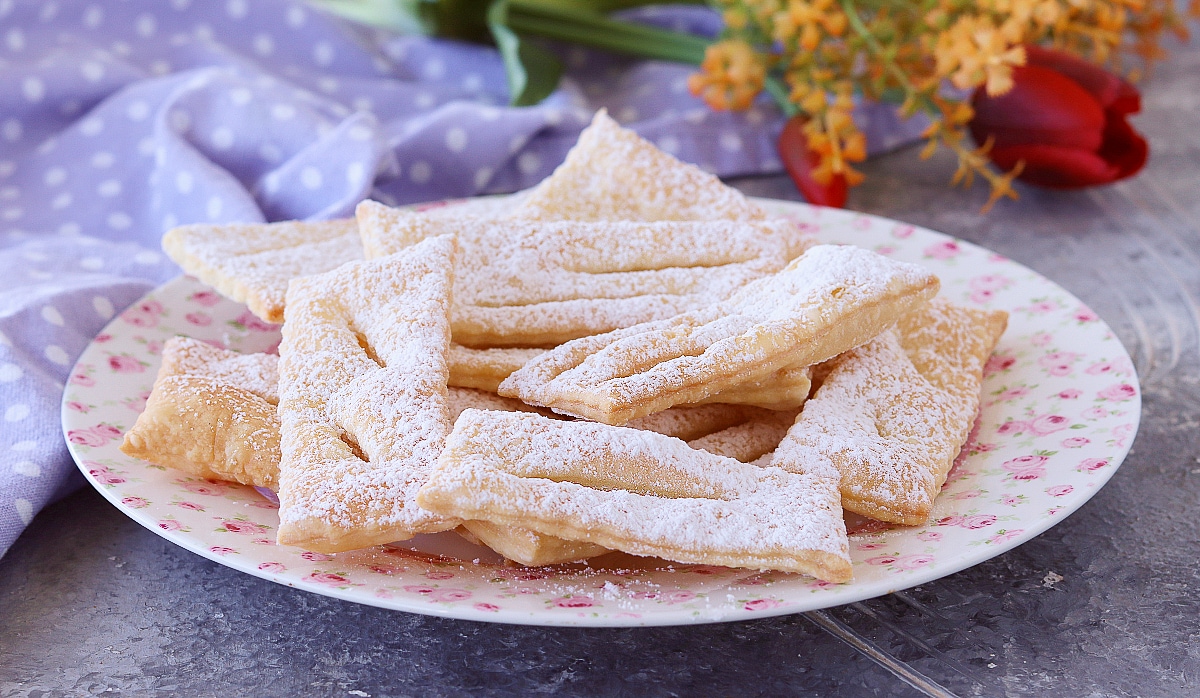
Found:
62,200 -> 1139,627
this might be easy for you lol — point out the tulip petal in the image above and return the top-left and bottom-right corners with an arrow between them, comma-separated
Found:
1098,111 -> 1148,180
1024,45 -> 1140,115
777,116 -> 847,208
988,143 -> 1120,189
970,66 -> 1105,152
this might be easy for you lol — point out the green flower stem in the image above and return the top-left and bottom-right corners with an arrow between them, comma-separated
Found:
507,4 -> 709,63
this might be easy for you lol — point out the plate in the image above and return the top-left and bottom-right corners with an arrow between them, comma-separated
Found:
61,198 -> 1140,627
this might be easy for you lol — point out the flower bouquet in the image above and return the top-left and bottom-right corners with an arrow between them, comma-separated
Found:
312,0 -> 1197,208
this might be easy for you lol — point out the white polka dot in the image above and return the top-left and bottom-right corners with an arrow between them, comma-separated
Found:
111,41 -> 130,56
5,403 -> 29,421
91,295 -> 114,319
229,87 -> 252,105
0,161 -> 14,177
300,166 -> 322,189
22,249 -> 46,262
206,196 -> 223,218
51,193 -> 71,209
423,58 -> 445,80
58,222 -> 80,236
14,499 -> 33,525
83,5 -> 103,28
313,41 -> 334,66
684,108 -> 707,124
1,186 -> 17,200
656,135 -> 680,154
517,151 -> 541,175
91,151 -> 114,168
262,172 -> 280,194
80,60 -> 104,82
135,13 -> 156,37
317,77 -> 338,93
137,136 -> 155,156
720,132 -> 743,152
11,440 -> 36,452
43,167 -> 65,186
107,211 -> 131,229
415,92 -> 435,109
286,5 -> 306,27
211,126 -> 234,150
126,100 -> 150,121
544,108 -> 562,126
253,33 -> 273,55
479,106 -> 500,121
2,119 -> 21,142
175,171 -> 193,193
134,250 -> 160,264
7,27 -> 24,51
618,107 -> 638,123
445,127 -> 467,153
3,206 -> 22,221
169,109 -> 190,132
226,0 -> 248,19
745,108 -> 765,126
21,77 -> 44,103
258,143 -> 281,162
97,179 -> 121,197
80,117 -> 103,136
194,23 -> 213,41
12,460 -> 40,477
172,0 -> 190,9
271,104 -> 295,121
0,363 -> 22,382
346,161 -> 365,186
473,167 -> 492,190
409,161 -> 432,184
162,214 -> 177,231
348,124 -> 372,141
44,345 -> 69,366
462,74 -> 482,92
352,96 -> 373,112
40,305 -> 64,328
80,256 -> 103,270
60,100 -> 82,116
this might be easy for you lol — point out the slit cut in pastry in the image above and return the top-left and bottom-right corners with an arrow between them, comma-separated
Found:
417,409 -> 853,583
785,297 -> 1008,525
275,235 -> 461,552
500,244 -> 940,425
356,201 -> 813,347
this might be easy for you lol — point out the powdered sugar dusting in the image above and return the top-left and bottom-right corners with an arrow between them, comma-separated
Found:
419,409 -> 851,581
358,205 -> 813,347
275,235 -> 460,550
515,110 -> 767,223
162,336 -> 280,404
162,219 -> 363,323
502,244 -> 939,423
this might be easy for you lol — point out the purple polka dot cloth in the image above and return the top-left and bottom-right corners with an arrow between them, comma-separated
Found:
0,0 -> 924,557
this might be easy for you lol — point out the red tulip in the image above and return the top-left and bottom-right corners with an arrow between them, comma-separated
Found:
777,115 -> 847,208
969,45 -> 1147,189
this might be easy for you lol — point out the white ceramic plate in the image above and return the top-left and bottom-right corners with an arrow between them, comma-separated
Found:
62,199 -> 1140,627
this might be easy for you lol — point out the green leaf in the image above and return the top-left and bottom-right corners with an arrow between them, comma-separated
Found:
487,0 -> 564,106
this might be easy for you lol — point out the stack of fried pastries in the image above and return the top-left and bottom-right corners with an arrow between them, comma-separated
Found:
127,110 -> 1008,583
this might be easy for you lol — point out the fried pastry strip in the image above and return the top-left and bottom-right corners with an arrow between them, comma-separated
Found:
418,409 -> 852,582
513,110 -> 767,222
275,235 -> 461,552
785,297 -> 1008,524
357,202 -> 812,347
162,219 -> 362,324
120,337 -> 281,489
500,245 -> 940,424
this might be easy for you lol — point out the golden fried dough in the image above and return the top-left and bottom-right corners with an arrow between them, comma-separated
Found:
418,409 -> 852,582
275,235 -> 461,552
500,245 -> 939,424
785,297 -> 1008,524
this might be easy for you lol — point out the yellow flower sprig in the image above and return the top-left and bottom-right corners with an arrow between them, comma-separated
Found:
693,0 -> 1190,205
